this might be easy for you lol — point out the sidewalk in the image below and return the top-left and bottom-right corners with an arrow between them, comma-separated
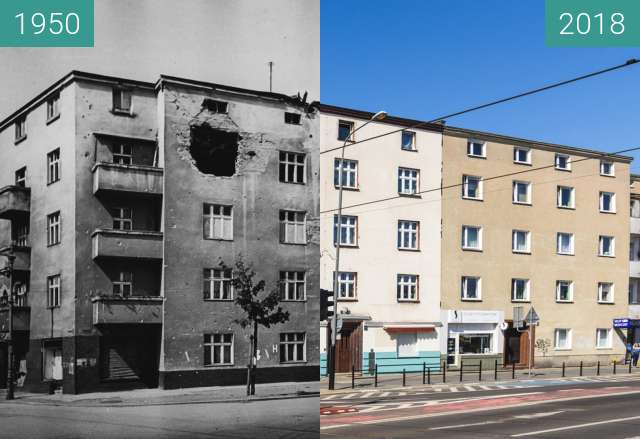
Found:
0,381 -> 319,407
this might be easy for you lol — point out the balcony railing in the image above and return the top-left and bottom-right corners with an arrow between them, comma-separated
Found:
0,186 -> 30,220
0,306 -> 31,332
92,162 -> 163,196
91,229 -> 163,261
0,246 -> 30,272
92,296 -> 163,325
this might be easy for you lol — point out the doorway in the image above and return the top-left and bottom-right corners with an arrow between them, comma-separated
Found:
335,321 -> 363,373
43,343 -> 63,381
503,321 -> 534,367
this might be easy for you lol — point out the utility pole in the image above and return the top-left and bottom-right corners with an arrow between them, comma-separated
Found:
268,61 -> 274,93
1,246 -> 16,400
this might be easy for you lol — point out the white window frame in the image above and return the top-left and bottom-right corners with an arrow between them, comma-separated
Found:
557,186 -> 575,209
555,280 -> 573,302
599,192 -> 616,213
334,158 -> 358,189
47,148 -> 60,184
596,328 -> 612,349
280,271 -> 306,301
554,328 -> 572,350
280,210 -> 307,244
204,333 -> 234,366
598,282 -> 615,303
461,225 -> 482,251
336,271 -> 357,300
599,235 -> 615,257
113,88 -> 132,113
397,220 -> 419,250
512,230 -> 531,254
46,94 -> 60,121
337,120 -> 355,142
15,116 -> 26,141
203,204 -> 233,240
600,160 -> 615,177
113,271 -> 133,297
511,278 -> 530,302
111,207 -> 132,231
512,180 -> 532,205
631,199 -> 640,218
557,232 -> 574,255
555,153 -> 571,171
279,151 -> 306,184
513,146 -> 531,164
401,131 -> 417,151
397,274 -> 419,302
280,332 -> 306,363
333,215 -> 358,247
461,276 -> 482,301
398,167 -> 419,195
462,175 -> 483,200
203,268 -> 234,301
113,143 -> 133,165
467,139 -> 486,158
47,274 -> 61,308
15,167 -> 26,187
47,211 -> 61,246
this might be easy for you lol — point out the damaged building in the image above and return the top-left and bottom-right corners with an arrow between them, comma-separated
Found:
0,71 -> 319,394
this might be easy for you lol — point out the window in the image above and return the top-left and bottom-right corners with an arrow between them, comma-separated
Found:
12,220 -> 29,247
557,186 -> 575,209
401,131 -> 416,150
47,212 -> 60,246
557,232 -> 574,255
462,175 -> 482,200
280,271 -> 306,301
279,151 -> 306,184
333,215 -> 357,246
397,274 -> 418,302
203,269 -> 233,300
397,220 -> 419,250
111,207 -> 132,231
334,158 -> 358,189
280,210 -> 306,244
556,280 -> 573,302
336,272 -> 357,300
203,204 -> 233,240
396,332 -> 418,358
600,192 -> 616,213
15,167 -> 26,187
631,278 -> 640,304
512,181 -> 531,204
596,328 -> 612,349
284,112 -> 301,125
112,88 -> 132,113
554,328 -> 572,349
202,99 -> 228,114
511,278 -> 530,302
113,144 -> 132,165
598,282 -> 614,303
631,199 -> 640,218
599,236 -> 615,257
47,148 -> 60,184
467,140 -> 485,157
555,153 -> 571,171
512,230 -> 531,253
459,334 -> 492,354
46,94 -> 60,121
513,147 -> 531,164
15,116 -> 26,141
337,120 -> 354,141
461,225 -> 482,251
633,237 -> 640,261
398,168 -> 419,195
204,334 -> 233,366
600,161 -> 615,176
461,276 -> 481,300
47,275 -> 61,308
113,271 -> 133,297
280,332 -> 305,363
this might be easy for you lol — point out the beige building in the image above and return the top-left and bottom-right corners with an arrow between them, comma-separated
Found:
628,175 -> 640,326
441,127 -> 631,368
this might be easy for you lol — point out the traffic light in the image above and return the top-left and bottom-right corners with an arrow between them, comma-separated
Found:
320,289 -> 334,321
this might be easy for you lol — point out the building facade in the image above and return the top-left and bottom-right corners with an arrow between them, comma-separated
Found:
0,71 -> 319,394
627,175 -> 640,344
319,105 -> 444,374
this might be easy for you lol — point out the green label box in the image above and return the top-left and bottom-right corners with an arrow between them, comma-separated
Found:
0,0 -> 94,47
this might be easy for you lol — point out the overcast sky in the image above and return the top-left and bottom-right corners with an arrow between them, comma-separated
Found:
0,0 -> 319,119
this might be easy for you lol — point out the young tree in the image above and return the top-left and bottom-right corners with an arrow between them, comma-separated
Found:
221,257 -> 290,396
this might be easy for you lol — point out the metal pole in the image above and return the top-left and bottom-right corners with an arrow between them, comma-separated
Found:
422,362 -> 426,385
630,358 -> 633,374
597,361 -> 600,376
479,361 -> 482,381
528,324 -> 533,377
427,367 -> 431,385
494,359 -> 498,381
512,362 -> 515,379
375,364 -> 378,387
351,365 -> 355,389
580,361 -> 583,377
443,361 -> 446,383
562,362 -> 565,377
459,362 -> 463,383
402,369 -> 406,387
614,360 -> 617,375
6,250 -> 15,400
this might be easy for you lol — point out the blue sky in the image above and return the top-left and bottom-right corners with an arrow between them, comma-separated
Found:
321,1 -> 640,170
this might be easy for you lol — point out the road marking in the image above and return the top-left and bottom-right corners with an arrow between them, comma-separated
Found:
379,392 -> 390,397
434,387 -> 443,392
430,420 -> 501,430
496,385 -> 508,389
449,387 -> 459,392
464,386 -> 477,391
359,392 -> 377,398
511,415 -> 640,437
513,410 -> 564,419
322,394 -> 337,400
341,393 -> 358,399
478,385 -> 493,390
397,392 -> 407,396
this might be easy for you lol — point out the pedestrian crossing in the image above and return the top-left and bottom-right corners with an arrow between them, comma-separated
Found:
321,374 -> 640,401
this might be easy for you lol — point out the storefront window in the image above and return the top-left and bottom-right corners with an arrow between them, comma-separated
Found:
459,334 -> 491,354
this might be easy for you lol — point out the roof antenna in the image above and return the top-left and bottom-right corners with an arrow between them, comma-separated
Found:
268,61 -> 274,92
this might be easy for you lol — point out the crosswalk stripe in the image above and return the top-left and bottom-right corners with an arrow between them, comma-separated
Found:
434,387 -> 443,392
341,393 -> 358,399
478,385 -> 493,390
449,386 -> 460,392
397,392 -> 407,396
464,385 -> 477,391
359,391 -> 377,398
322,394 -> 337,400
380,391 -> 390,397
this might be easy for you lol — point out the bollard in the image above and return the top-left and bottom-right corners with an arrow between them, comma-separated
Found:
479,361 -> 482,381
630,358 -> 633,374
512,362 -> 516,379
423,362 -> 426,385
597,361 -> 600,376
428,367 -> 431,385
403,368 -> 406,387
494,359 -> 498,381
375,364 -> 378,387
614,360 -> 617,375
443,361 -> 447,383
562,362 -> 565,377
460,362 -> 464,383
352,365 -> 355,389
579,361 -> 583,377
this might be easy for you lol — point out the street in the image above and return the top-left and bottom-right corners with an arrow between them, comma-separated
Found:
321,377 -> 640,438
0,396 -> 318,439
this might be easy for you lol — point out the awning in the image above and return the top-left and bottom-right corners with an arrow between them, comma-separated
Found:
383,324 -> 436,333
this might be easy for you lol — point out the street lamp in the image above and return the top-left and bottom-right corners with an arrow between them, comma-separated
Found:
0,245 -> 16,400
329,110 -> 387,390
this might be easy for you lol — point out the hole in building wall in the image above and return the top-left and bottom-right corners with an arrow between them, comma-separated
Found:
189,123 -> 239,176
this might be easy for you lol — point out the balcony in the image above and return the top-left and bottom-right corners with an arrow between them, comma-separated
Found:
0,246 -> 30,272
632,218 -> 640,235
0,186 -> 30,220
92,162 -> 163,196
91,229 -> 163,261
0,306 -> 31,332
92,296 -> 163,325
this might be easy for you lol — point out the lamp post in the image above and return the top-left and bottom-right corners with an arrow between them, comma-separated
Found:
0,245 -> 16,400
329,110 -> 386,390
